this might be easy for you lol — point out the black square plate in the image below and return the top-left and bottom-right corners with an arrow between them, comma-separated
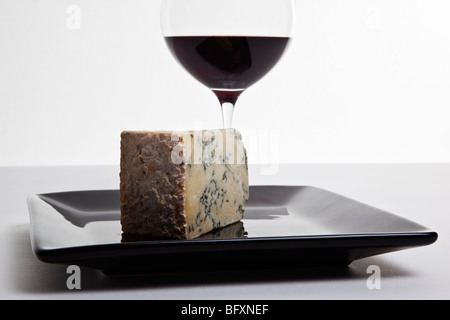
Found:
28,186 -> 437,275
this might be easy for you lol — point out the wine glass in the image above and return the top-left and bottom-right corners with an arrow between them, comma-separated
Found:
161,0 -> 296,128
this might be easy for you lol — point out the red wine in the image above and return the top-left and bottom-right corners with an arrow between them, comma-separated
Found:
165,36 -> 290,104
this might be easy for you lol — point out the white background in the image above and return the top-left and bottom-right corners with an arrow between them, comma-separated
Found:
1,0 -> 450,166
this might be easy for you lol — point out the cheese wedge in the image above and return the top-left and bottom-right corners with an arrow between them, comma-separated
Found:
120,129 -> 249,239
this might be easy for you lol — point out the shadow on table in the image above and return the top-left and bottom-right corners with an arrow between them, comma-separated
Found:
11,224 -> 415,294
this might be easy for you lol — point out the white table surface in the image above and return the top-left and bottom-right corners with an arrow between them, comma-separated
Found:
0,164 -> 448,300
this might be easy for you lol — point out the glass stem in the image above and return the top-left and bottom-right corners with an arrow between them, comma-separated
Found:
221,102 -> 235,129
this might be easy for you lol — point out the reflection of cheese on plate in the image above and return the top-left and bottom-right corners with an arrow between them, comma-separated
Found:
120,129 -> 249,239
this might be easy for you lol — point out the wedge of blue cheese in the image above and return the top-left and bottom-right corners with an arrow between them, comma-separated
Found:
120,129 -> 249,239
